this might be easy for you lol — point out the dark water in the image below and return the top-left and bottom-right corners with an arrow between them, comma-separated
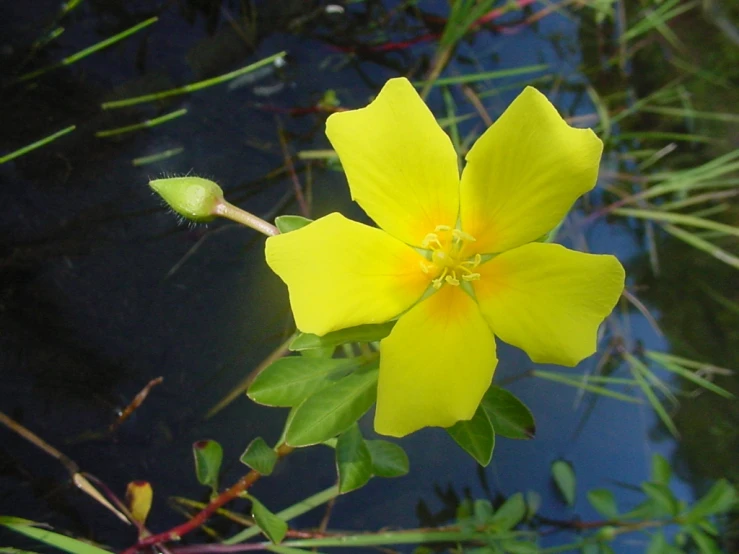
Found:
0,1 -> 734,552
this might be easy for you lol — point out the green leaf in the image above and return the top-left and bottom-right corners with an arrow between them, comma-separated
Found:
335,424 -> 373,494
499,540 -> 538,554
642,482 -> 679,515
366,440 -> 409,478
490,493 -> 526,531
525,491 -> 541,520
686,479 -> 737,522
688,527 -> 721,554
0,517 -> 112,554
587,489 -> 618,519
446,405 -> 495,466
479,385 -> 535,439
651,453 -> 672,484
552,460 -> 576,506
289,322 -> 395,351
473,500 -> 494,526
249,496 -> 288,544
193,440 -> 223,490
248,356 -> 357,407
275,215 -> 312,233
240,437 -> 278,475
647,532 -> 673,554
285,365 -> 378,447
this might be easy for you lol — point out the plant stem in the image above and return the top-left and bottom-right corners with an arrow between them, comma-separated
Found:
122,444 -> 293,554
215,201 -> 279,237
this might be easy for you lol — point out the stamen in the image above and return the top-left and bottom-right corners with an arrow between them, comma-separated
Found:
419,261 -> 430,274
421,233 -> 441,249
445,274 -> 460,286
452,229 -> 476,242
462,273 -> 481,282
434,225 -> 452,232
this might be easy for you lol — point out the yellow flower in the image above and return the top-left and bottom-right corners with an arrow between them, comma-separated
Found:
265,78 -> 625,438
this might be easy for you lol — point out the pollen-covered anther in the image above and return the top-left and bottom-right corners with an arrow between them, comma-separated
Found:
452,229 -> 476,243
462,273 -> 481,282
421,233 -> 441,249
445,274 -> 460,286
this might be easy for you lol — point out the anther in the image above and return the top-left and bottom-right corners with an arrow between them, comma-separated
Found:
421,233 -> 441,249
419,261 -> 431,274
445,274 -> 460,286
434,225 -> 452,232
452,229 -> 476,242
462,273 -> 481,282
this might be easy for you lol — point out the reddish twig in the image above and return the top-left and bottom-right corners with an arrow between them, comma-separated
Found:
109,377 -> 164,433
122,444 -> 294,554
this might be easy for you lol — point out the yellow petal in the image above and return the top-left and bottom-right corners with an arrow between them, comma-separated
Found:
460,87 -> 603,253
374,286 -> 497,437
474,243 -> 625,366
265,212 -> 428,336
326,77 -> 460,247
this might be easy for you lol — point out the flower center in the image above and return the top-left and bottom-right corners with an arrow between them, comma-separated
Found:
419,225 -> 482,289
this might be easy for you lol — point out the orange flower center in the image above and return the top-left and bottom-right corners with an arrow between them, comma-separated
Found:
420,225 -> 482,289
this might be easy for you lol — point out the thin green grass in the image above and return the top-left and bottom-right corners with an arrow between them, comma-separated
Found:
132,147 -> 184,166
532,370 -> 643,403
96,108 -> 188,137
613,208 -> 739,238
18,17 -> 158,82
0,125 -> 76,164
102,51 -> 287,109
415,64 -> 550,88
624,353 -> 679,437
645,351 -> 734,399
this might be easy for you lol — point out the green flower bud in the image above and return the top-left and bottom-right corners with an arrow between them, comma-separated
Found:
595,526 -> 616,541
150,176 -> 224,222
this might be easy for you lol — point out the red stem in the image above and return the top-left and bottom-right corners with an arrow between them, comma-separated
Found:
122,445 -> 293,554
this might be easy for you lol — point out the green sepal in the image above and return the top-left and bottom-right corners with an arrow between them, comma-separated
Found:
275,215 -> 312,233
446,405 -> 495,466
240,437 -> 278,475
289,322 -> 395,351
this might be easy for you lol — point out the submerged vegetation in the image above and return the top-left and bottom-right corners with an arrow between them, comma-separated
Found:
0,1 -> 737,553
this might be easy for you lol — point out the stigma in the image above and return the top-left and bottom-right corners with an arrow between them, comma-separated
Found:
419,225 -> 482,289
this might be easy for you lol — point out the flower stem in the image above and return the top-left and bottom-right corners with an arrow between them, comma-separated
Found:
215,201 -> 279,236
122,444 -> 293,554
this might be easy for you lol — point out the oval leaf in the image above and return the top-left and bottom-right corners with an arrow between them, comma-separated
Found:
289,322 -> 395,351
651,453 -> 671,485
587,489 -> 618,519
642,483 -> 679,516
248,357 -> 356,407
285,365 -> 378,447
275,215 -> 312,233
193,440 -> 223,490
686,479 -> 737,522
249,496 -> 287,544
480,385 -> 535,439
490,493 -> 526,531
366,440 -> 409,478
240,437 -> 278,475
446,405 -> 495,466
336,424 -> 373,494
552,460 -> 576,506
